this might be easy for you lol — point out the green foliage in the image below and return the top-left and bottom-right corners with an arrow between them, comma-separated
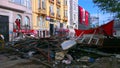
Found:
93,0 -> 120,18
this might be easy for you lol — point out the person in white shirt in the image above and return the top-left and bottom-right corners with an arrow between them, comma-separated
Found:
0,34 -> 5,48
68,26 -> 75,39
0,34 -> 4,40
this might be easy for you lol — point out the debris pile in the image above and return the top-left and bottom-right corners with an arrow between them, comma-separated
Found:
0,36 -> 69,68
0,35 -> 120,68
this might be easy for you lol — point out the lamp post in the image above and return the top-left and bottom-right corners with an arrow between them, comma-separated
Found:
97,10 -> 99,27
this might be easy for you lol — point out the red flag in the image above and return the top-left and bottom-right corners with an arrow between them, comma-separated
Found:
85,11 -> 89,26
79,6 -> 83,24
79,6 -> 88,25
82,8 -> 85,23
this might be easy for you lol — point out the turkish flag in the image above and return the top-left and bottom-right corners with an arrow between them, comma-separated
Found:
85,11 -> 89,26
79,6 -> 83,24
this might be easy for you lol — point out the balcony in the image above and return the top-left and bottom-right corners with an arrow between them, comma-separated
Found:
56,1 -> 61,7
49,12 -> 55,18
49,0 -> 54,4
38,7 -> 46,16
63,16 -> 68,22
56,14 -> 61,20
64,5 -> 68,9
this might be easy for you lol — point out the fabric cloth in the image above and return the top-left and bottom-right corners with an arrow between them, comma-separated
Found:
75,20 -> 114,36
15,19 -> 20,30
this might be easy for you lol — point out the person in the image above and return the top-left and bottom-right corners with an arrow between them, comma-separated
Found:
15,19 -> 21,37
55,26 -> 59,36
68,26 -> 75,39
15,19 -> 21,30
0,34 -> 5,48
0,34 -> 4,40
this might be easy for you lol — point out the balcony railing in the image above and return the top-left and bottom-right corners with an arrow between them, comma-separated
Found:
38,8 -> 46,15
49,12 -> 55,18
49,0 -> 54,4
63,16 -> 68,22
64,5 -> 68,9
56,1 -> 61,7
56,14 -> 61,19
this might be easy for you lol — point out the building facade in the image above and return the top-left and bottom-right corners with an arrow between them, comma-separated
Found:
0,0 -> 32,41
114,19 -> 120,37
68,0 -> 78,29
32,0 -> 68,37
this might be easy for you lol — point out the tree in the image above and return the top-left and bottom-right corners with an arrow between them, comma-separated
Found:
93,0 -> 120,19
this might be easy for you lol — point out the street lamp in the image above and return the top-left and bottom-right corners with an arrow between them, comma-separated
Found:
97,10 -> 99,26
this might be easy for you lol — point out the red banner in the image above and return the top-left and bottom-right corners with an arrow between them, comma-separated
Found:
75,20 -> 114,36
13,29 -> 37,35
85,11 -> 89,26
79,6 -> 83,24
79,6 -> 89,26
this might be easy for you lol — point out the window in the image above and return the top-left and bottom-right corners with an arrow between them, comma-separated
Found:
38,16 -> 42,27
10,0 -> 31,9
11,0 -> 20,4
38,0 -> 41,9
38,16 -> 45,28
17,14 -> 22,20
10,0 -> 24,5
42,17 -> 45,27
42,0 -> 46,9
24,16 -> 30,26
64,10 -> 67,17
57,0 -> 60,4
57,7 -> 60,16
26,0 -> 31,9
64,0 -> 67,5
11,0 -> 14,2
21,0 -> 24,5
38,0 -> 46,9
74,14 -> 76,20
37,17 -> 39,26
49,5 -> 54,15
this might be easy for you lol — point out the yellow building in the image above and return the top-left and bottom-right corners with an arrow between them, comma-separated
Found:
32,0 -> 68,37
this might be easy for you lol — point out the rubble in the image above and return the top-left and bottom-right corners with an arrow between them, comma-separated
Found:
0,35 -> 120,68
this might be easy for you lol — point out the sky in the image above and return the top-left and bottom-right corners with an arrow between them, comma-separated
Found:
78,0 -> 113,25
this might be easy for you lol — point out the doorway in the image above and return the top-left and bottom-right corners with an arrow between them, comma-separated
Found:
50,24 -> 54,36
0,15 -> 9,42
